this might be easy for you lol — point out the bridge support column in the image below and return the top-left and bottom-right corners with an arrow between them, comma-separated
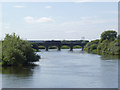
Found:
58,46 -> 61,51
45,46 -> 48,51
81,46 -> 84,51
70,46 -> 73,51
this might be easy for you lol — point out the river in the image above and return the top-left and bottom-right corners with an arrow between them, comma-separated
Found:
2,49 -> 118,88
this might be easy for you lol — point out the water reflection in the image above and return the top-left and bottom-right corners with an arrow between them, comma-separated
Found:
100,55 -> 120,60
2,66 -> 37,77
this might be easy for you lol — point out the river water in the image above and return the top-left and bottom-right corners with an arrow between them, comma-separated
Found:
2,49 -> 118,88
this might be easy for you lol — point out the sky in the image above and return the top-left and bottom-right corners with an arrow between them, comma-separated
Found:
1,2 -> 118,40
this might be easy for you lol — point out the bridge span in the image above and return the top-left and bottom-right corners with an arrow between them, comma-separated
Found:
28,40 -> 89,51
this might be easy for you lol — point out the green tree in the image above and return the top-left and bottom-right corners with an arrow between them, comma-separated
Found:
97,39 -> 110,54
97,31 -> 117,55
2,33 -> 40,66
84,39 -> 99,53
108,35 -> 120,55
84,30 -> 120,55
0,41 -> 2,64
100,30 -> 117,42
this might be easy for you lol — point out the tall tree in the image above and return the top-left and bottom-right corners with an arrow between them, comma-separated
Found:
100,30 -> 117,42
2,33 -> 40,66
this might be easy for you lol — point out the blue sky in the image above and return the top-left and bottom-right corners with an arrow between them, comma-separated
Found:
1,2 -> 118,40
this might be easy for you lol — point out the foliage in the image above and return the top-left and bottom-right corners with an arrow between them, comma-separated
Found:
100,30 -> 117,42
97,30 -> 118,55
2,33 -> 40,66
108,35 -> 120,55
73,45 -> 81,49
0,41 -> 2,61
97,40 -> 111,54
84,30 -> 120,55
61,46 -> 69,49
31,43 -> 39,51
38,46 -> 45,49
84,39 -> 99,54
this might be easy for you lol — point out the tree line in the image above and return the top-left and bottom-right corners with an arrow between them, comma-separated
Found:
84,30 -> 120,55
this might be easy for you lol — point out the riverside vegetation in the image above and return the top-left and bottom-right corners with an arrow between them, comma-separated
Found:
1,33 -> 40,66
0,30 -> 119,66
84,30 -> 120,55
0,41 -> 2,65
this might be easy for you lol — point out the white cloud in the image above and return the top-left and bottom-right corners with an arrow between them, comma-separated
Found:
13,5 -> 26,8
37,17 -> 54,22
45,6 -> 52,9
24,16 -> 34,23
24,16 -> 54,23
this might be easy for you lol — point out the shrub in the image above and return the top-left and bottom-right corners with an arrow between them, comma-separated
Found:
84,39 -> 99,53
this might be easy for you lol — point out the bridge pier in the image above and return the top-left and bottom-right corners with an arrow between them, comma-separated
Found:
70,46 -> 73,51
45,46 -> 48,51
58,46 -> 61,51
81,46 -> 84,51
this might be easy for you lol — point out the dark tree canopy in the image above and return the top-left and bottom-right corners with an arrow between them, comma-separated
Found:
2,33 -> 40,66
100,30 -> 117,42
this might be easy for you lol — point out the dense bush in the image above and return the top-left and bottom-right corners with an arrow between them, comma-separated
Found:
84,39 -> 99,53
97,30 -> 118,55
108,35 -> 120,55
97,40 -> 111,54
84,30 -> 120,55
0,41 -> 2,63
2,33 -> 40,66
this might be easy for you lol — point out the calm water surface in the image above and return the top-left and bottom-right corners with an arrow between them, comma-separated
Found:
2,49 -> 118,88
